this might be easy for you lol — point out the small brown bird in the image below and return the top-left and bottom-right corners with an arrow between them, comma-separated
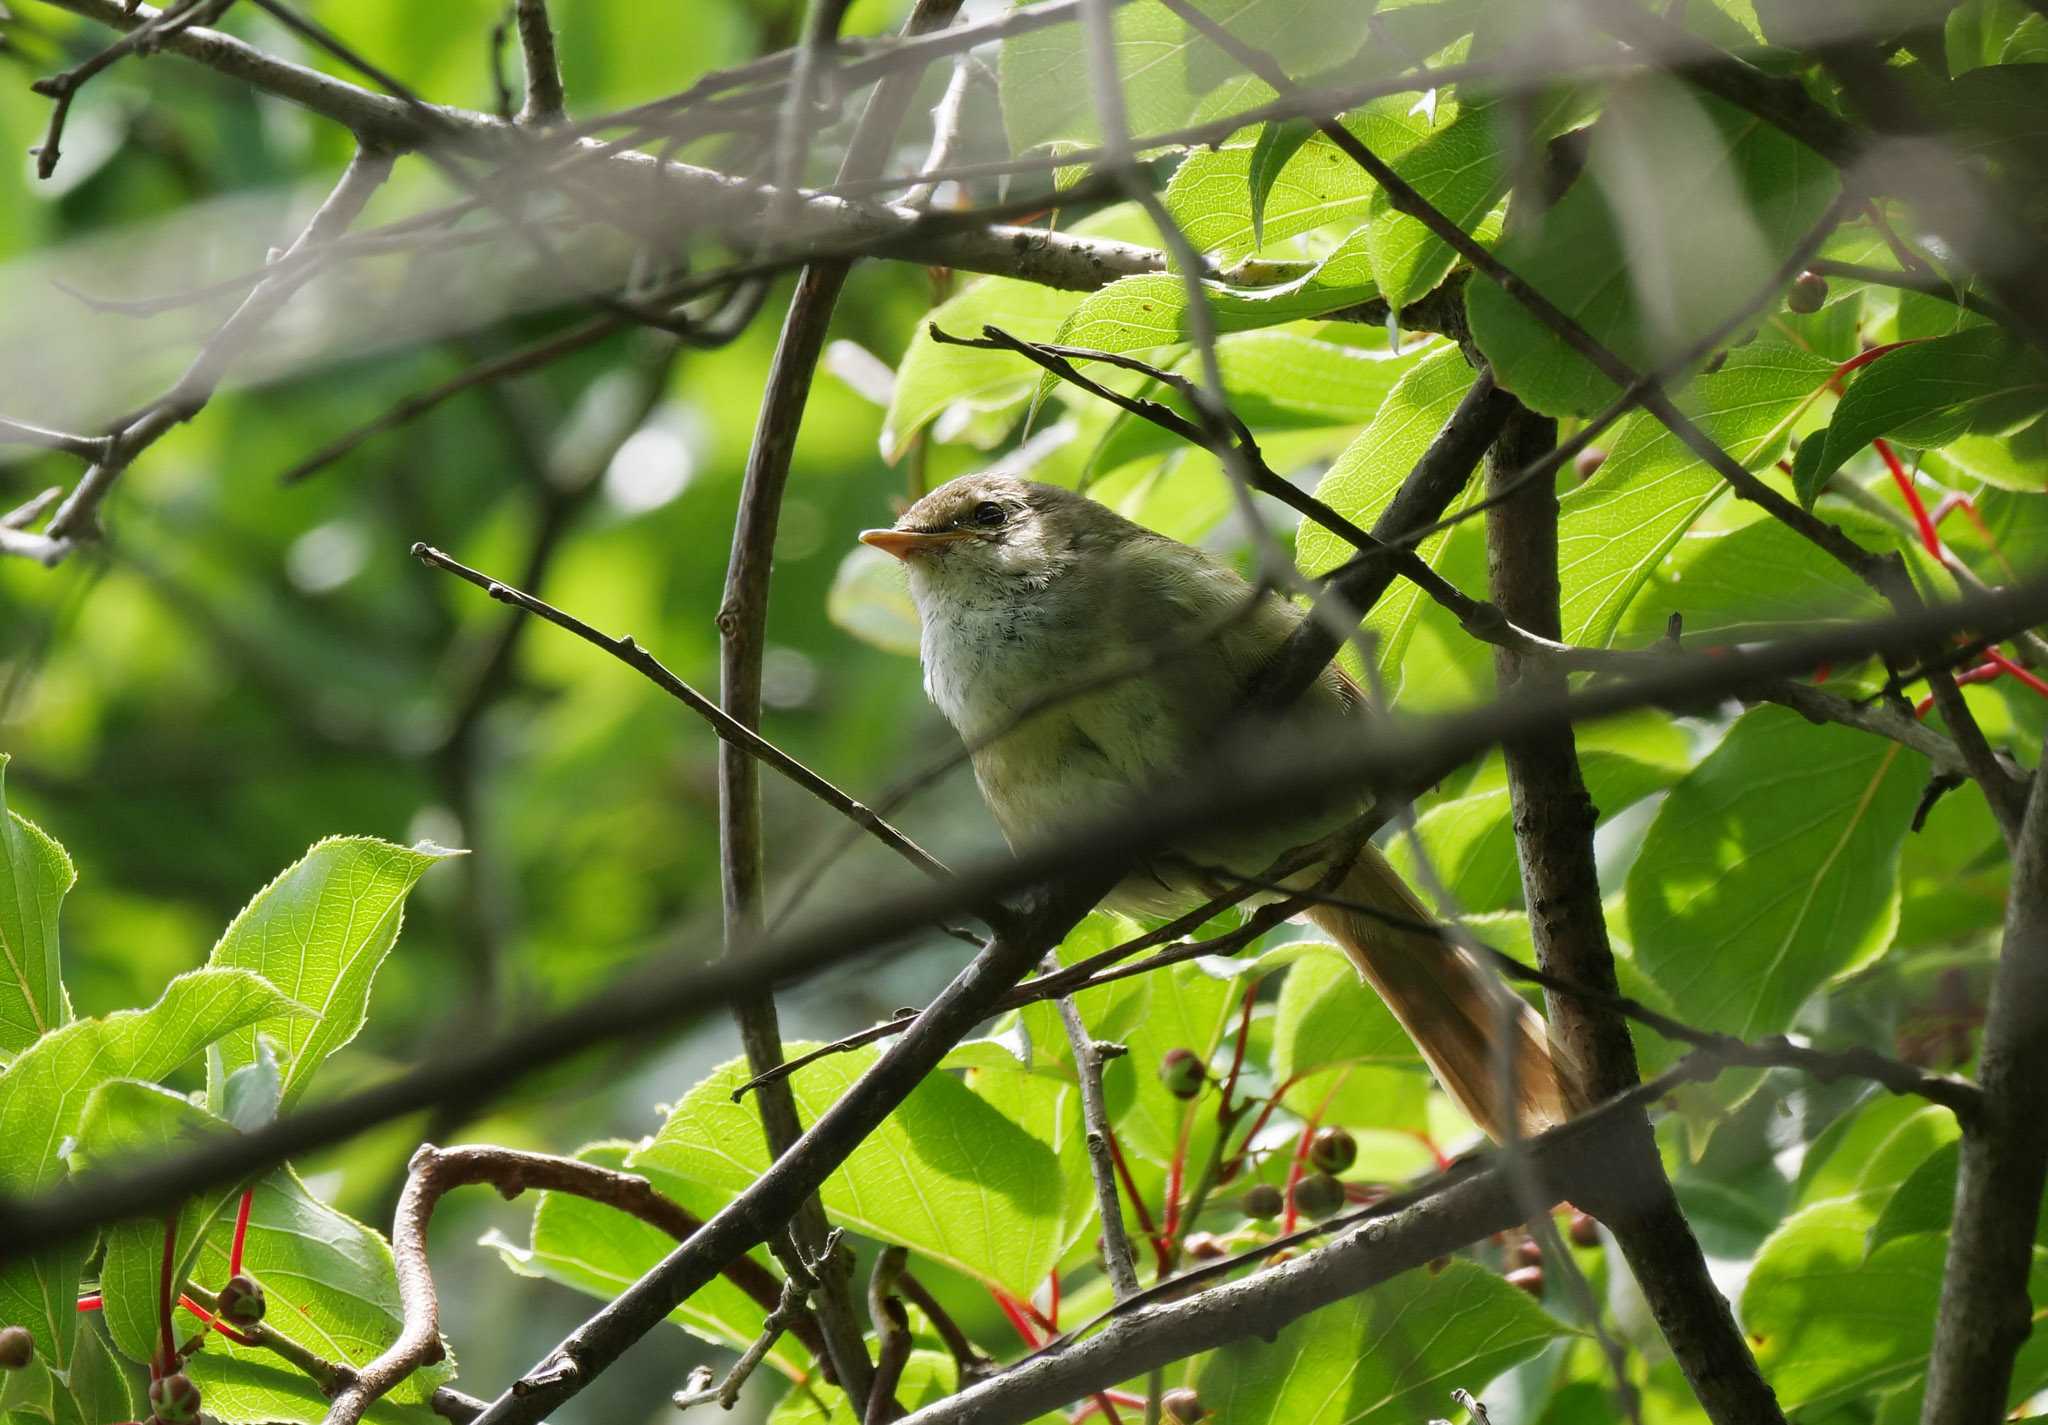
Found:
862,473 -> 1569,1139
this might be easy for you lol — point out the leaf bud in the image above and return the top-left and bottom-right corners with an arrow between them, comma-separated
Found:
1240,1183 -> 1284,1220
1309,1127 -> 1356,1175
149,1372 -> 202,1425
1158,1048 -> 1204,1100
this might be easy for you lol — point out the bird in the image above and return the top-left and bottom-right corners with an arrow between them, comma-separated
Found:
860,471 -> 1571,1140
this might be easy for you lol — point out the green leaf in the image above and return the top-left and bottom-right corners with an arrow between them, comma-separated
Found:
1611,505 -> 1902,649
1248,117 -> 1316,248
1866,1140 -> 1960,1256
1295,344 -> 1477,698
1090,958 -> 1239,1166
882,206 -> 1154,460
1192,1260 -> 1563,1424
206,836 -> 456,1111
1268,943 -> 1431,1133
0,969 -> 308,1369
1040,234 -> 1383,402
1796,1097 -> 1960,1212
1090,328 -> 1426,477
1163,97 -> 1431,264
1365,89 -> 1587,309
181,1168 -> 453,1424
1467,80 -> 1840,417
1792,328 -> 2048,505
998,0 -> 1376,158
52,1321 -> 134,1425
0,753 -> 74,1056
486,1141 -> 805,1374
1555,340 -> 1839,648
1626,706 -> 1926,1038
1745,1211 -> 2048,1414
1386,718 -> 1691,912
635,1046 -> 1065,1295
69,1081 -> 241,1366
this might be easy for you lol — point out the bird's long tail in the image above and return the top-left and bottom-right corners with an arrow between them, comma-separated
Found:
1304,846 -> 1574,1141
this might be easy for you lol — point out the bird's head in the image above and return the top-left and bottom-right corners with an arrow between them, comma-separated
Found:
860,474 -> 1137,608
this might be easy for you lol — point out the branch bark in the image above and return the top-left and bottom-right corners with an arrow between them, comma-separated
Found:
1483,402 -> 1788,1425
1920,772 -> 2048,1425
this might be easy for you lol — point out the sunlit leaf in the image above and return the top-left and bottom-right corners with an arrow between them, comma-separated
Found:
1192,1260 -> 1563,1424
0,752 -> 74,1057
1627,707 -> 1925,1038
636,1047 -> 1066,1295
206,836 -> 457,1110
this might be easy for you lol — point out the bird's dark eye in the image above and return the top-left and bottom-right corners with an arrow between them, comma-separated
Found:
969,501 -> 1008,529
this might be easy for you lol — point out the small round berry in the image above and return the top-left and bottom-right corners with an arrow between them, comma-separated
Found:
1569,1210 -> 1601,1247
1786,271 -> 1829,314
1574,446 -> 1608,480
1505,1264 -> 1545,1297
1183,1232 -> 1227,1261
1516,1237 -> 1544,1268
1309,1126 -> 1357,1175
1162,1386 -> 1206,1423
149,1371 -> 202,1425
1158,1048 -> 1205,1101
1240,1184 -> 1284,1221
1290,1173 -> 1345,1219
218,1272 -> 266,1326
0,1326 -> 33,1370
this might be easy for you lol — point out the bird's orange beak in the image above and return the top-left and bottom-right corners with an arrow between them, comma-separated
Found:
859,528 -> 968,561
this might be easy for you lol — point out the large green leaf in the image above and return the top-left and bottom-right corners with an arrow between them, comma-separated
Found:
1792,327 -> 2048,505
635,1046 -> 1067,1295
0,753 -> 74,1057
205,836 -> 455,1110
1295,344 -> 1478,697
69,1081 -> 241,1367
1467,79 -> 1840,417
0,969 -> 307,1369
1268,942 -> 1431,1134
1088,957 -> 1241,1166
486,1141 -> 804,1374
1626,707 -> 1925,1038
1192,1260 -> 1563,1424
882,206 -> 1155,460
1745,1211 -> 2048,1414
1554,341 -> 1839,647
180,1167 -> 453,1424
998,0 -> 1376,158
1090,328 -> 1426,476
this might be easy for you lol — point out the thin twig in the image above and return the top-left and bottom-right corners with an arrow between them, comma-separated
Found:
511,0 -> 564,124
1055,988 -> 1141,1301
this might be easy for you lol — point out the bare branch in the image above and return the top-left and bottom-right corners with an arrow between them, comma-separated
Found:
1054,990 -> 1142,1301
512,0 -> 564,124
321,1143 -> 825,1425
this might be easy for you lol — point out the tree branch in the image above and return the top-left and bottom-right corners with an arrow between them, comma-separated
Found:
1920,770 -> 2048,1425
1483,402 -> 1787,1425
511,0 -> 564,124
